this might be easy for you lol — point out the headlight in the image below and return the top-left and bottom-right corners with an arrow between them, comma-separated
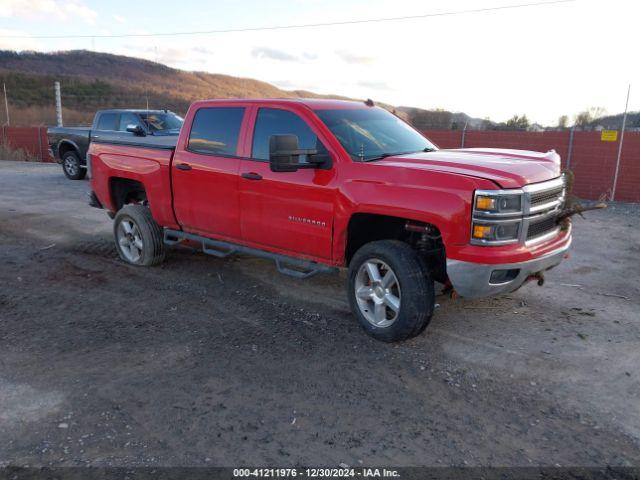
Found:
474,193 -> 522,214
472,221 -> 520,243
471,189 -> 524,245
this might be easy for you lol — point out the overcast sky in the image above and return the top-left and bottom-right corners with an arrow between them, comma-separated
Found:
0,0 -> 638,125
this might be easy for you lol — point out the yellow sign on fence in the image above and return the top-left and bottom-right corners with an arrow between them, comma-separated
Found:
601,130 -> 618,142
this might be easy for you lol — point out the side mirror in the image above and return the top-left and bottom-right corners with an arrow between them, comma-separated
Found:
126,124 -> 146,136
269,134 -> 304,172
269,134 -> 325,172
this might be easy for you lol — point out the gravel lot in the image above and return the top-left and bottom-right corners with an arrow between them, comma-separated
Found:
1,161 -> 639,467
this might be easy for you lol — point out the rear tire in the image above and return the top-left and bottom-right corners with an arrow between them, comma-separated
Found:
348,240 -> 434,342
61,151 -> 86,180
113,205 -> 165,266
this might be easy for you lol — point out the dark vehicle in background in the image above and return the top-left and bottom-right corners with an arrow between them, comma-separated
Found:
47,109 -> 183,179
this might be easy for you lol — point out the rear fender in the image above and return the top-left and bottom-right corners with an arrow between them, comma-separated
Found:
57,140 -> 83,163
89,143 -> 178,229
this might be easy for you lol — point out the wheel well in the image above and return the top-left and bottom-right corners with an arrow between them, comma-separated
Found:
109,178 -> 147,212
346,213 -> 446,283
58,142 -> 78,159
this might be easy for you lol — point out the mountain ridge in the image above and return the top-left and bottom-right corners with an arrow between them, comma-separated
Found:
0,49 -> 487,128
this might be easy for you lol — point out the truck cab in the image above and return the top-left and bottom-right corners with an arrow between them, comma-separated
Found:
89,99 -> 571,342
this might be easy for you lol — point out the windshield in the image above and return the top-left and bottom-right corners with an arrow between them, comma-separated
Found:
315,107 -> 436,161
139,112 -> 184,133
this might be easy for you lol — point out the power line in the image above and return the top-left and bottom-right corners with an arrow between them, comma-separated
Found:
0,0 -> 576,39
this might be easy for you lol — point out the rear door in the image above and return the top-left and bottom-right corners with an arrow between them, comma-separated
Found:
92,112 -> 140,143
171,106 -> 247,240
238,107 -> 336,261
92,112 -> 119,143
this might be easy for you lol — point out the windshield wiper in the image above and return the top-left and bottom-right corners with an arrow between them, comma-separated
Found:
363,151 -> 413,162
361,147 -> 436,162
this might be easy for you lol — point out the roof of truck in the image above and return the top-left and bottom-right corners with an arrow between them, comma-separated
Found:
195,98 -> 372,110
98,109 -> 173,114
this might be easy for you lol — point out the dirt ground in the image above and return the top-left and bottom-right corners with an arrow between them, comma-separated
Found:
1,161 -> 639,468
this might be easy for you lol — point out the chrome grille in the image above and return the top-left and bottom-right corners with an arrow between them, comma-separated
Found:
471,176 -> 566,246
525,178 -> 565,215
522,177 -> 565,243
526,215 -> 558,240
530,186 -> 564,207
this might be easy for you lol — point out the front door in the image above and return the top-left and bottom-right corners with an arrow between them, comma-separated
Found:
172,106 -> 246,240
239,107 -> 336,261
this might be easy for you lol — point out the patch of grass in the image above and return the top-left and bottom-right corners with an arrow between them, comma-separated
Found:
0,143 -> 38,161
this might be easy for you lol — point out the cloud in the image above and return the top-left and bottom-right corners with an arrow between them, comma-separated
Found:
193,46 -> 215,56
112,14 -> 126,24
251,47 -> 299,62
271,79 -> 319,91
335,50 -> 374,65
121,45 -> 190,66
0,0 -> 97,24
0,29 -> 42,51
154,48 -> 190,65
357,80 -> 393,91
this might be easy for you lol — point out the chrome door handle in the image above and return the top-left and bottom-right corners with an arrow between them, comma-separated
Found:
241,172 -> 262,180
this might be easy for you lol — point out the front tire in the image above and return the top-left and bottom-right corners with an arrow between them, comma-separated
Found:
113,205 -> 165,266
348,240 -> 434,342
61,151 -> 86,180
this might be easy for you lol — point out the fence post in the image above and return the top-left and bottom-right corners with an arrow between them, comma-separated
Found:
566,126 -> 575,169
461,122 -> 467,148
55,81 -> 63,127
611,84 -> 631,201
3,83 -> 9,126
37,127 -> 44,162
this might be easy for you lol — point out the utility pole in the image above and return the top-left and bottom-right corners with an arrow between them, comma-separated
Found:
3,82 -> 9,126
611,84 -> 631,201
54,81 -> 63,127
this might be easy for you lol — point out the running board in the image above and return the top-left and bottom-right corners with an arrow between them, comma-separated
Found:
163,229 -> 337,279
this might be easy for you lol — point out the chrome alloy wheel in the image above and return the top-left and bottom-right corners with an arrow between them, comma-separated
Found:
63,156 -> 79,176
116,218 -> 144,263
354,259 -> 401,328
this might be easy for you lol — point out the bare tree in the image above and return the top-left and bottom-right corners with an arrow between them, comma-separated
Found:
480,117 -> 493,130
557,115 -> 569,129
505,114 -> 530,130
574,107 -> 607,128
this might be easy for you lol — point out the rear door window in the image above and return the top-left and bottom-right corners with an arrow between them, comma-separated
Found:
96,112 -> 117,131
188,107 -> 245,156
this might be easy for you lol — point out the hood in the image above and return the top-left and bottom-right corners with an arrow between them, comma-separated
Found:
376,148 -> 562,188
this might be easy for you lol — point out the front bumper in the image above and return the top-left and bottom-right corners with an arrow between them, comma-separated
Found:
49,147 -> 61,163
88,190 -> 103,209
446,235 -> 572,298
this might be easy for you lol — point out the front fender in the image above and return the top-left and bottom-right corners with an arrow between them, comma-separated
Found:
332,166 -> 496,264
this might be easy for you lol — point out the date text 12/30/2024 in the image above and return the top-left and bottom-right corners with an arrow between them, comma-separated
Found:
233,468 -> 400,478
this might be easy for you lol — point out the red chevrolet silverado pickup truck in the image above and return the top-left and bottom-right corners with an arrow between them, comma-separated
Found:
89,98 -> 571,342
